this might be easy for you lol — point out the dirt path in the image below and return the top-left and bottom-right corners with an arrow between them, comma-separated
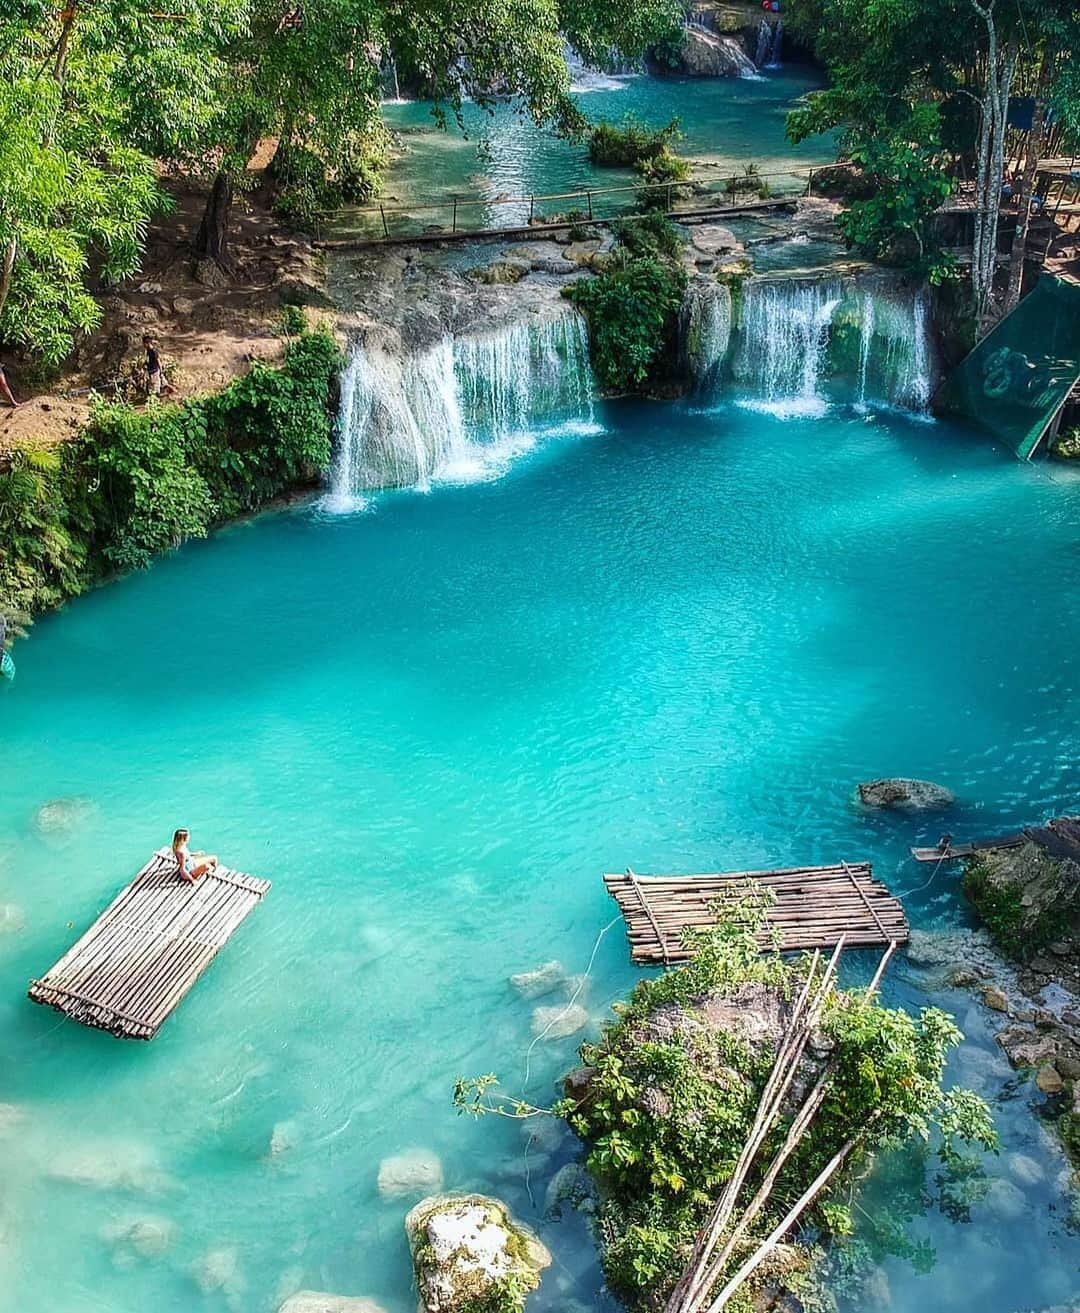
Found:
1,174 -> 330,450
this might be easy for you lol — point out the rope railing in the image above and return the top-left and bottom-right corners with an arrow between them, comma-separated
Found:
314,163 -> 847,244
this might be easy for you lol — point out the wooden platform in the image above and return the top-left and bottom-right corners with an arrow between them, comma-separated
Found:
604,864 -> 908,965
28,850 -> 270,1039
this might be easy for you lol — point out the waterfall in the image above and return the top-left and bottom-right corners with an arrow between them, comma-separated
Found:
563,40 -> 639,91
684,281 -> 733,397
328,313 -> 595,504
754,18 -> 783,68
854,287 -> 934,413
733,279 -> 843,418
381,54 -> 405,103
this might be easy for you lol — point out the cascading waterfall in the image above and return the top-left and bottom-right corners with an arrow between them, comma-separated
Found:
563,40 -> 640,91
689,276 -> 935,417
754,19 -> 783,68
733,279 -> 843,417
328,313 -> 595,505
854,288 -> 933,413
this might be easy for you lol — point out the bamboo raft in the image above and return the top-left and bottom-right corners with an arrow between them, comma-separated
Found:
604,863 -> 908,965
28,849 -> 270,1040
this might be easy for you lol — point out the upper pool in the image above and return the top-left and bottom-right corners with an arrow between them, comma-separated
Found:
2,397 -> 1079,1313
338,67 -> 837,236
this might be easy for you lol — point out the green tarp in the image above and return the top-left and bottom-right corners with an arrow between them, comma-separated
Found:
938,274 -> 1080,459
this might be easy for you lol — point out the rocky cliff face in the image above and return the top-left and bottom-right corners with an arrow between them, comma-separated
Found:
677,27 -> 757,77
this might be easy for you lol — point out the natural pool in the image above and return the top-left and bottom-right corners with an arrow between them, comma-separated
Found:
343,66 -> 836,235
3,395 -> 1080,1313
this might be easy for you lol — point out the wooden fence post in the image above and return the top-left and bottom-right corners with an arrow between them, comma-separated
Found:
807,168 -> 815,197
587,191 -> 593,220
379,204 -> 389,239
452,195 -> 458,233
529,195 -> 535,224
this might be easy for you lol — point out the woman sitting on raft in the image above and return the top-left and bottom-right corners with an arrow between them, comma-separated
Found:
172,828 -> 218,884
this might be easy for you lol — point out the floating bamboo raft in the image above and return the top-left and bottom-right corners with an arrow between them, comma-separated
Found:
28,849 -> 270,1040
604,863 -> 908,965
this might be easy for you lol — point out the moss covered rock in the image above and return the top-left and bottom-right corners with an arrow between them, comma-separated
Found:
405,1193 -> 551,1313
963,840 -> 1080,961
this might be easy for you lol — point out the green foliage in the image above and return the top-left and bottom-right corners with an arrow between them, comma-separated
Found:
0,331 -> 340,623
559,895 -> 996,1312
589,115 -> 682,167
565,210 -> 686,393
962,853 -> 1071,960
0,1 -> 246,362
0,442 -> 81,629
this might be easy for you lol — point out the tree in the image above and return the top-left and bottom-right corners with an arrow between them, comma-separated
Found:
0,1 -> 245,362
785,0 -> 1064,325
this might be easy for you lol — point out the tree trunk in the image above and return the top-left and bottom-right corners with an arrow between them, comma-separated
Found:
0,236 -> 16,324
1004,71 -> 1051,313
195,170 -> 234,270
969,2 -> 1018,327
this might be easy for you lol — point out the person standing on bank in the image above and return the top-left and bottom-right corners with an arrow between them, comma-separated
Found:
0,361 -> 20,408
143,335 -> 174,398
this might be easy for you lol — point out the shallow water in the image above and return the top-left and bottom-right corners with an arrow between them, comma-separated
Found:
349,67 -> 836,235
3,400 -> 1080,1312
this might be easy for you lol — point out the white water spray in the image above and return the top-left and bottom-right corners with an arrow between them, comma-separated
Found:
328,314 -> 595,503
734,279 -> 843,417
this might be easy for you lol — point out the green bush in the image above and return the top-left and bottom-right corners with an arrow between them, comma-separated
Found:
635,147 -> 691,185
566,212 -> 687,392
589,114 -> 682,167
0,330 -> 341,625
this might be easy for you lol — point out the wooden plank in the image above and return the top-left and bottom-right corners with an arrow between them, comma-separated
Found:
28,850 -> 270,1039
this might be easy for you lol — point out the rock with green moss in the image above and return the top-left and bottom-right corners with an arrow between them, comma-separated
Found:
405,1193 -> 551,1313
963,838 -> 1080,961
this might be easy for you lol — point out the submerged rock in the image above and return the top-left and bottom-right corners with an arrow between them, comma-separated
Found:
405,1193 -> 551,1313
102,1214 -> 175,1265
543,1162 -> 597,1218
856,778 -> 954,810
278,1295 -> 387,1313
50,1140 -> 171,1193
467,258 -> 530,285
509,960 -> 568,999
531,1002 -> 589,1039
33,795 -> 97,837
0,904 -> 25,935
192,1245 -> 242,1296
270,1119 -> 302,1158
377,1148 -> 444,1199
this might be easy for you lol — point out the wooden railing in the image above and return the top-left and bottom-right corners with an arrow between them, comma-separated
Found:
315,164 -> 845,245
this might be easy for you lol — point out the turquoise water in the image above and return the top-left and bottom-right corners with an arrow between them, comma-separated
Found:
3,400 -> 1080,1312
349,68 -> 836,235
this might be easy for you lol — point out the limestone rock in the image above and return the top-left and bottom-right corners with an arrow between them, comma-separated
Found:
50,1140 -> 171,1193
192,1245 -> 242,1295
510,961 -> 568,999
983,986 -> 1010,1013
33,795 -> 97,836
172,295 -> 196,316
103,1214 -> 175,1265
1007,1152 -> 1045,1187
405,1193 -> 551,1313
531,1002 -> 589,1039
984,1177 -> 1027,1220
995,1026 -> 1058,1069
964,836 -> 1080,962
544,1162 -> 597,1218
278,1295 -> 387,1313
377,1148 -> 444,1199
856,778 -> 954,810
678,28 -> 756,78
467,259 -> 530,285
270,1119 -> 302,1158
1036,1063 -> 1065,1094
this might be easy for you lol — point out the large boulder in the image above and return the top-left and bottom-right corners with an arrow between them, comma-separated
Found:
405,1193 -> 551,1313
678,29 -> 756,78
856,778 -> 954,810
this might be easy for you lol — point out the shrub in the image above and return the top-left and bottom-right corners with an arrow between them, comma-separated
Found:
1,330 -> 341,624
589,115 -> 682,168
566,211 -> 687,392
